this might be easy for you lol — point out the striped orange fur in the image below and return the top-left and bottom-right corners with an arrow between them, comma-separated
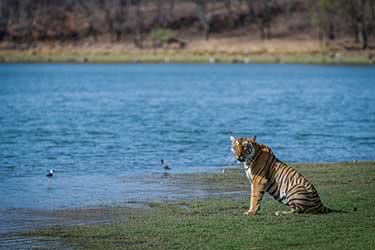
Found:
230,136 -> 339,216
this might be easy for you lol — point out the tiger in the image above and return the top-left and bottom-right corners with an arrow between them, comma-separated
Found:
230,136 -> 344,216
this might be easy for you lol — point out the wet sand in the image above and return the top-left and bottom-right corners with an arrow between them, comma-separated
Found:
0,167 -> 245,249
0,166 -> 244,233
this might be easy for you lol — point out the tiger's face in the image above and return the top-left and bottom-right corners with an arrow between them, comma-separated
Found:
230,136 -> 257,162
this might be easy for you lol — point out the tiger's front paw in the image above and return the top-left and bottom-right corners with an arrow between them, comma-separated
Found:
243,210 -> 257,216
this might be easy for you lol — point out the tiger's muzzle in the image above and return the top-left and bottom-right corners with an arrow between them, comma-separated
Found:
236,155 -> 246,162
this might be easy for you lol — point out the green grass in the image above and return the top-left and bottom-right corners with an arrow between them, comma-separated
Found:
0,50 -> 374,64
22,161 -> 375,250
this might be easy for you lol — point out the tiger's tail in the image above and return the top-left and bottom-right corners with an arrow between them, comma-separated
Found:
319,206 -> 357,214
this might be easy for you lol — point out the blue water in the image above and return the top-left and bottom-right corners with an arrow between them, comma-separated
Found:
0,63 -> 374,210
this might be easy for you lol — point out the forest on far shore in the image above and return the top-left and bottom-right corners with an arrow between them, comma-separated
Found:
0,0 -> 374,50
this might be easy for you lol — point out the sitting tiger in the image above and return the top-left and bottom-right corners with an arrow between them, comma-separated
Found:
230,136 -> 344,216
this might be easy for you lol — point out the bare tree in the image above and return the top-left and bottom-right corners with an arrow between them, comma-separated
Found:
0,0 -> 371,47
259,0 -> 272,40
132,0 -> 144,48
224,0 -> 236,28
315,0 -> 374,49
167,0 -> 176,22
310,0 -> 339,42
347,0 -> 374,49
0,0 -> 10,40
111,0 -> 129,41
245,0 -> 272,40
195,0 -> 211,40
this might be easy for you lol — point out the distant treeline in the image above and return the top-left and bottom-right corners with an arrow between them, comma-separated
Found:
0,0 -> 374,49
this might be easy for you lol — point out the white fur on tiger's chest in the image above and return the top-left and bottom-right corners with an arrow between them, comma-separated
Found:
243,163 -> 252,183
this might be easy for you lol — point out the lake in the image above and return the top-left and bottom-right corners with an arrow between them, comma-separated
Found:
0,63 -> 374,210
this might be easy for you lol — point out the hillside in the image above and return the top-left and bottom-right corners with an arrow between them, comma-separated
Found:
0,0 -> 374,63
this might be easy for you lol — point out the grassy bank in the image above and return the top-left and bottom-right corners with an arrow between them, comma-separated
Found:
21,161 -> 375,250
0,50 -> 373,64
1,38 -> 374,64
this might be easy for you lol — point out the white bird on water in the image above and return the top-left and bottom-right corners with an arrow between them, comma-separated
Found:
161,159 -> 171,170
46,169 -> 53,178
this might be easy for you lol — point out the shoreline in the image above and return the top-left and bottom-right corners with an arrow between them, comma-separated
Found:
1,35 -> 374,65
2,161 -> 374,209
0,52 -> 373,65
1,161 -> 375,249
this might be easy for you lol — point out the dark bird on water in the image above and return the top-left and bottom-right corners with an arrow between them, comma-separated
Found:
46,169 -> 53,178
161,159 -> 171,170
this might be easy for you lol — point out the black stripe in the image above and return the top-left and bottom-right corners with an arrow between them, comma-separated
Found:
288,190 -> 318,198
271,190 -> 280,200
288,196 -> 316,203
289,196 -> 320,206
277,196 -> 285,202
279,167 -> 293,186
304,204 -> 323,213
289,169 -> 299,181
275,166 -> 289,184
267,182 -> 278,196
269,164 -> 278,180
266,181 -> 276,193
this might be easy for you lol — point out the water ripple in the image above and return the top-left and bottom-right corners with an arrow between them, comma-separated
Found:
0,63 -> 374,209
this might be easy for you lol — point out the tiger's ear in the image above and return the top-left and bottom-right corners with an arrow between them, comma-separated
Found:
230,136 -> 236,143
253,135 -> 257,142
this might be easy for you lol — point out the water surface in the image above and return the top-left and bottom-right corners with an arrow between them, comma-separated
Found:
0,63 -> 374,210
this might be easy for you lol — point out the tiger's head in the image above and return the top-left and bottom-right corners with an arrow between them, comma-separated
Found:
230,136 -> 257,162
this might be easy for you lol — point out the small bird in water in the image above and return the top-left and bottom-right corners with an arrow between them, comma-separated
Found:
46,169 -> 54,178
161,159 -> 171,170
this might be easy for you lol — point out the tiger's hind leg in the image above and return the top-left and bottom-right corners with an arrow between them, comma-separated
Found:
275,203 -> 300,216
